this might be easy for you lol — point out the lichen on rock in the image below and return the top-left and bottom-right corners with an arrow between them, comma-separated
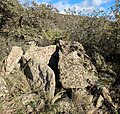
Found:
58,40 -> 98,89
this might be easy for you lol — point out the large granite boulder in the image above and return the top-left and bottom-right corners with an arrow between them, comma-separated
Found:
58,40 -> 98,89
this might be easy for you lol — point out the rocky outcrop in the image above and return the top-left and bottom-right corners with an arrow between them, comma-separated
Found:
0,40 -> 117,114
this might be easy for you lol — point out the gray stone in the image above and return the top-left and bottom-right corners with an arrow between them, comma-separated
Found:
58,40 -> 97,89
39,63 -> 56,100
22,44 -> 56,100
23,58 -> 56,101
24,43 -> 56,65
3,46 -> 23,75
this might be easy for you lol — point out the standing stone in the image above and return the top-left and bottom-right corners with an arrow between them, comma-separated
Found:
3,46 -> 23,75
39,63 -> 56,100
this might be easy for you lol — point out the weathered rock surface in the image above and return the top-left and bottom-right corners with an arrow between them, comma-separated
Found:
24,43 -> 56,64
91,51 -> 117,78
0,76 -> 8,98
58,40 -> 98,89
72,89 -> 94,113
86,45 -> 117,76
21,93 -> 45,113
56,97 -> 71,113
22,44 -> 56,100
39,63 -> 56,100
2,46 -> 23,75
22,58 -> 56,100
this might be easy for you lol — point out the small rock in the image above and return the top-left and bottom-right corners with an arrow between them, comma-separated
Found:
96,95 -> 104,108
27,105 -> 33,113
0,76 -> 8,98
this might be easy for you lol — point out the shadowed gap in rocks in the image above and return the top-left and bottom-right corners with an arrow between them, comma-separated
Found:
19,58 -> 33,81
48,45 -> 62,89
48,43 -> 73,99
